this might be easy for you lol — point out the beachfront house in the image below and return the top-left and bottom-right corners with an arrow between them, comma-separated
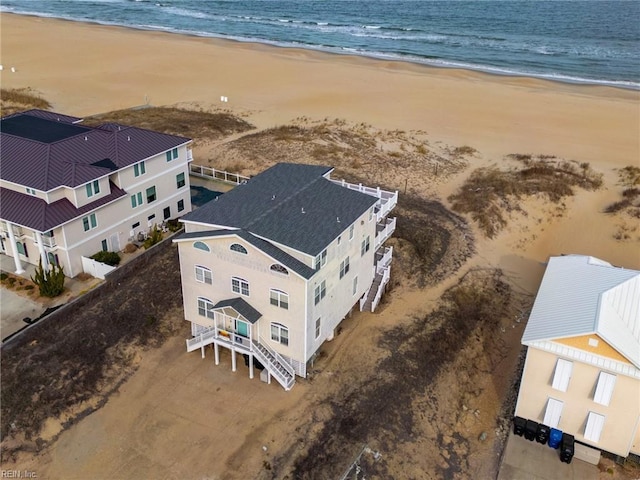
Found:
0,109 -> 193,277
173,163 -> 397,390
515,255 -> 640,458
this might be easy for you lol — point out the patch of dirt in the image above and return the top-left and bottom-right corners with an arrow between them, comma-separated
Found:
0,242 -> 184,461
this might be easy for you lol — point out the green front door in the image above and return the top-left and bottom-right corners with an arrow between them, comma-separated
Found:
236,320 -> 248,338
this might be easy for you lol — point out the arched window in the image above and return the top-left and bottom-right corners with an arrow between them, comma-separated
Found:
270,323 -> 289,346
197,297 -> 215,319
270,264 -> 288,275
193,241 -> 210,252
230,243 -> 248,254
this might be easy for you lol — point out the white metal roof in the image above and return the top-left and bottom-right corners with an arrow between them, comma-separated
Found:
522,255 -> 640,368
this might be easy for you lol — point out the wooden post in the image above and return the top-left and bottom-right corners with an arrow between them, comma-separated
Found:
249,354 -> 254,379
214,343 -> 220,365
231,348 -> 237,372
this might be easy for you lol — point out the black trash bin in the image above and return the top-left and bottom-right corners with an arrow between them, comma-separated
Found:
513,416 -> 526,436
524,420 -> 538,441
536,424 -> 550,444
560,433 -> 575,464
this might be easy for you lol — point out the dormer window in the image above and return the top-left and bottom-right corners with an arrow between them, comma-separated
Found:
230,243 -> 248,254
86,180 -> 100,198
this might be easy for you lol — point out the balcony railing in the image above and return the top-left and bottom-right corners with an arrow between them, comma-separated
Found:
330,178 -> 398,221
190,164 -> 250,185
33,234 -> 57,248
375,246 -> 393,274
374,217 -> 396,250
1,225 -> 24,238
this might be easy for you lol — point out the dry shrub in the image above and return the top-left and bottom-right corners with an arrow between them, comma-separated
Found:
1,88 -> 52,115
449,156 -> 603,237
452,145 -> 477,157
618,165 -> 640,187
84,106 -> 254,139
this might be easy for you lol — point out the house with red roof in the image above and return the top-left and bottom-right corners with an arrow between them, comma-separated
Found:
0,109 -> 193,277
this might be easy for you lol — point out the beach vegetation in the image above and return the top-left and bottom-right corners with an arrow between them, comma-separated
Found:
31,260 -> 65,298
452,145 -> 477,157
449,155 -> 603,238
0,88 -> 52,115
91,251 -> 121,266
617,165 -> 640,187
84,106 -> 254,139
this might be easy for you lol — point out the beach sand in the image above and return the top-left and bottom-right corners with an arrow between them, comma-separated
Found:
1,12 -> 639,480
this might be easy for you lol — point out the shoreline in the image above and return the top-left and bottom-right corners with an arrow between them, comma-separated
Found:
1,12 -> 638,167
2,11 -> 639,92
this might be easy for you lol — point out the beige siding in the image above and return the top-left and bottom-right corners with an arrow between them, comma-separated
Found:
178,235 -> 307,363
515,346 -> 640,456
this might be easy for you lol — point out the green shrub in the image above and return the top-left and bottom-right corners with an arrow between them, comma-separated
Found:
0,272 -> 8,281
143,225 -> 163,249
31,260 -> 65,297
91,251 -> 121,266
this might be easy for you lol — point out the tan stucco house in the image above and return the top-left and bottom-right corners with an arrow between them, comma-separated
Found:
515,255 -> 640,457
0,109 -> 193,277
174,163 -> 397,390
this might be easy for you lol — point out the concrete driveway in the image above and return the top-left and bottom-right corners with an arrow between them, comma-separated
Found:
498,432 -> 598,480
0,288 -> 45,340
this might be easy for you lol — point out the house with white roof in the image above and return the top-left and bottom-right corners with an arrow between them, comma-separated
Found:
515,255 -> 640,457
0,109 -> 193,277
173,163 -> 397,390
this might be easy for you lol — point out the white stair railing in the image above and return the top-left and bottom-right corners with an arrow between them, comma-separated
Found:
371,265 -> 391,313
186,326 -> 217,352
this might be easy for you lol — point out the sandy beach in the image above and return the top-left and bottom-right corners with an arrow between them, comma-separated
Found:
1,13 -> 638,167
1,11 -> 639,480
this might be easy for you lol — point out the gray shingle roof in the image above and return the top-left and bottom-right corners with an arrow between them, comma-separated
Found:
182,163 -> 377,256
522,255 -> 640,368
213,297 -> 262,324
0,110 -> 191,191
174,229 -> 317,279
0,182 -> 127,232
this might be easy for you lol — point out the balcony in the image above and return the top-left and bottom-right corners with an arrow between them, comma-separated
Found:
33,234 -> 57,249
374,217 -> 396,251
329,178 -> 398,221
1,225 -> 25,239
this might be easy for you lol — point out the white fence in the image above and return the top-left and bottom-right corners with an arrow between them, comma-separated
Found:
81,256 -> 116,280
190,164 -> 250,185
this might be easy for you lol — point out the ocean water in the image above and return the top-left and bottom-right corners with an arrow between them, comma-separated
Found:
2,0 -> 639,89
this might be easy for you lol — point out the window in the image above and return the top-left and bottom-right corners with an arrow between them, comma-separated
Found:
16,242 -> 26,256
86,180 -> 100,198
163,207 -> 171,220
26,187 -> 36,195
339,256 -> 350,279
230,243 -> 248,254
353,276 -> 358,295
232,277 -> 249,296
543,398 -> 563,429
315,317 -> 321,339
584,412 -> 605,443
314,280 -> 326,305
593,372 -> 616,406
131,192 -> 143,208
177,199 -> 185,212
314,249 -> 327,270
195,265 -> 212,284
271,323 -> 289,346
146,186 -> 157,203
134,161 -> 146,177
270,289 -> 289,309
349,224 -> 354,240
551,358 -> 573,392
193,241 -> 210,252
270,264 -> 289,275
166,148 -> 178,162
176,172 -> 186,189
197,297 -> 215,319
101,239 -> 108,252
337,235 -> 342,246
83,213 -> 97,232
360,236 -> 370,256
132,221 -> 140,229
48,252 -> 59,266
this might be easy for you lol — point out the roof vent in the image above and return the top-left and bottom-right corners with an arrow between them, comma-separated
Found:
127,136 -> 131,141
337,216 -> 340,223
301,207 -> 305,214
84,136 -> 88,141
272,195 -> 276,200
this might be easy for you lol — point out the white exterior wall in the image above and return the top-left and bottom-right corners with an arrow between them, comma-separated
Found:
305,210 -> 376,361
177,235 -> 307,363
1,145 -> 192,277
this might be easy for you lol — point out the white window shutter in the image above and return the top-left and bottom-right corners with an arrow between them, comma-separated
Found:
552,358 -> 573,392
584,412 -> 605,443
543,398 -> 564,428
593,372 -> 616,406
